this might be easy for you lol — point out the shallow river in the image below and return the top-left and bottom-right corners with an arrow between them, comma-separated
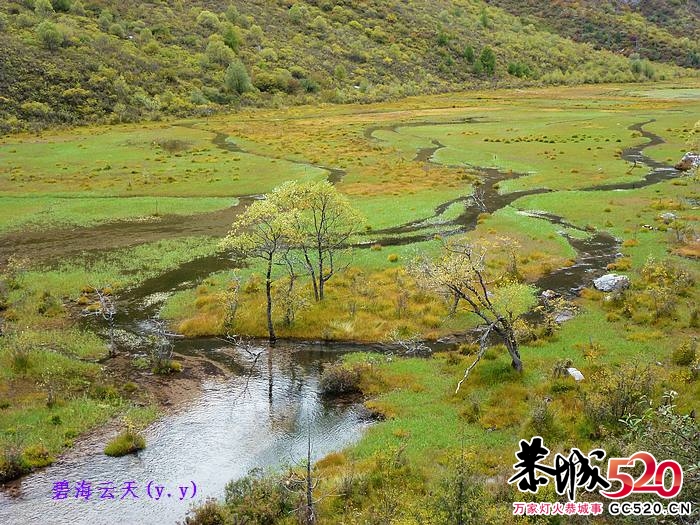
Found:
0,343 -> 372,525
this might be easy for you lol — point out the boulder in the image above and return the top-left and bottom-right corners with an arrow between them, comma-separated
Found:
593,273 -> 630,292
566,367 -> 585,382
675,152 -> 700,172
659,212 -> 678,224
554,310 -> 576,323
541,289 -> 560,301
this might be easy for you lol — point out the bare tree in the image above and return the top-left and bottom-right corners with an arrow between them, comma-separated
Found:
387,330 -> 432,357
284,424 -> 338,525
82,286 -> 117,358
218,335 -> 265,400
412,240 -> 534,392
149,319 -> 179,373
222,275 -> 242,333
468,187 -> 487,212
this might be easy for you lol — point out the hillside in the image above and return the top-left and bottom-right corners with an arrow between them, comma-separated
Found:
491,0 -> 700,68
0,0 -> 697,133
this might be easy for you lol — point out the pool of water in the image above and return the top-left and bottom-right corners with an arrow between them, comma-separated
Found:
0,343 -> 372,525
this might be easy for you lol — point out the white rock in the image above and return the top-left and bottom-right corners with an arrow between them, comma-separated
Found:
659,212 -> 678,224
541,289 -> 560,301
675,152 -> 700,172
593,274 -> 630,292
567,367 -> 584,382
554,310 -> 575,323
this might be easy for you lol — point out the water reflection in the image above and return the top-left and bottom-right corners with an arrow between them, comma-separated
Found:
0,343 -> 371,525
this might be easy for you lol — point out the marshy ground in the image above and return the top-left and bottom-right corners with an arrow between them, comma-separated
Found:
0,82 -> 698,524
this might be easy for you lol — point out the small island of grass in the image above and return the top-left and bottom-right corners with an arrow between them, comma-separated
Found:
104,430 -> 146,457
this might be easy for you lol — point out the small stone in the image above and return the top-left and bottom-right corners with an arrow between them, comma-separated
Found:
541,289 -> 560,301
554,310 -> 575,323
567,367 -> 584,381
659,212 -> 677,224
593,273 -> 630,292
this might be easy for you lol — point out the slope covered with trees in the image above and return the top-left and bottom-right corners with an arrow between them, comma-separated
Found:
491,0 -> 700,68
0,0 -> 696,132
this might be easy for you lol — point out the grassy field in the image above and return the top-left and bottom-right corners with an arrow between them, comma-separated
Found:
0,195 -> 238,233
0,236 -> 221,480
1,81 -> 697,238
1,82 -> 698,521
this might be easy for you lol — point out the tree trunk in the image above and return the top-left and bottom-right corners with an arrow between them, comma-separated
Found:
284,278 -> 294,327
265,258 -> 276,344
318,254 -> 325,301
303,251 -> 319,302
507,339 -> 523,372
497,318 -> 523,372
449,293 -> 460,315
504,330 -> 523,372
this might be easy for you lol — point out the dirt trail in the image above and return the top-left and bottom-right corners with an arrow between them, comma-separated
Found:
0,204 -> 245,267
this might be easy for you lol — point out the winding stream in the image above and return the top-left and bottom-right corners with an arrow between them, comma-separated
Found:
0,116 -> 685,524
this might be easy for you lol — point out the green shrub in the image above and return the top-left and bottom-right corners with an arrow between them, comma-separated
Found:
672,339 -> 697,366
288,4 -> 305,24
51,0 -> 71,12
206,37 -> 235,67
479,47 -> 496,76
320,362 -> 363,394
224,61 -> 252,94
152,359 -> 182,375
35,0 -> 55,18
37,290 -> 62,316
36,20 -> 64,50
108,22 -> 125,38
463,44 -> 475,63
0,443 -> 30,482
459,395 -> 481,423
68,0 -> 84,15
225,5 -> 238,23
23,442 -> 54,467
10,344 -> 30,375
104,430 -> 146,457
582,364 -> 654,431
431,458 -> 486,523
508,62 -> 532,78
223,469 -> 296,523
221,23 -> 241,51
311,15 -> 329,34
300,77 -> 320,93
529,401 -> 556,437
182,499 -> 227,525
132,356 -> 150,370
123,382 -> 138,394
197,10 -> 220,31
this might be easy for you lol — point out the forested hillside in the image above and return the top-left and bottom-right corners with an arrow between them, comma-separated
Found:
491,0 -> 700,68
0,0 -> 697,132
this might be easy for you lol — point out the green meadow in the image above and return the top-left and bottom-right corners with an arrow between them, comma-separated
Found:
1,83 -> 698,522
